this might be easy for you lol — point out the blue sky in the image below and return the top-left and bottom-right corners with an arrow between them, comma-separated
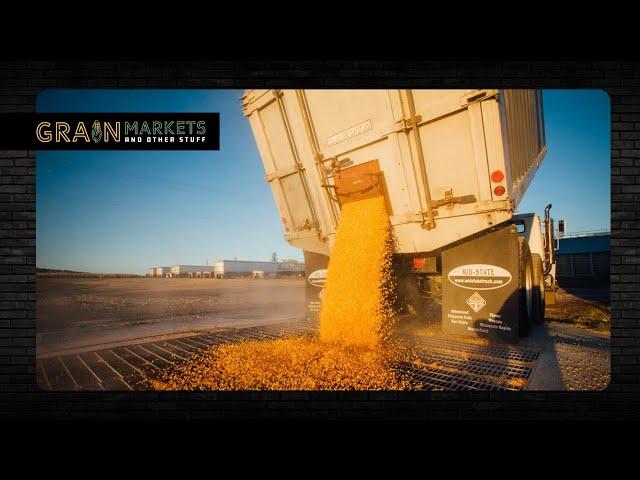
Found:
36,89 -> 610,274
518,90 -> 610,231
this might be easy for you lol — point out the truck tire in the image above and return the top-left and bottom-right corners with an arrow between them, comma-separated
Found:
531,254 -> 545,325
518,237 -> 534,337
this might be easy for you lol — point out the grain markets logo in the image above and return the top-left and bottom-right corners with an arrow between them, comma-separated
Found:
32,114 -> 219,151
36,119 -> 208,144
0,112 -> 220,151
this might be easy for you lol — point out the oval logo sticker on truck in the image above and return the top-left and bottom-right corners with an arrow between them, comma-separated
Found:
308,269 -> 327,287
448,264 -> 512,290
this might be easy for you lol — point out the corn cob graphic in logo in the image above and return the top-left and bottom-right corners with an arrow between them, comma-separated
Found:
91,120 -> 102,143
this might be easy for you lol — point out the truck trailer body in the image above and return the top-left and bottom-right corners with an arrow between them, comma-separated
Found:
242,89 -> 546,256
242,89 -> 555,342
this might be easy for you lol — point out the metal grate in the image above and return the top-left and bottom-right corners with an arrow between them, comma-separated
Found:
415,335 -> 539,362
37,321 -> 538,392
413,348 -> 533,381
396,363 -> 514,391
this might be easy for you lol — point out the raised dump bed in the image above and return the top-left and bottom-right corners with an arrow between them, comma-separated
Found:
242,89 -> 546,256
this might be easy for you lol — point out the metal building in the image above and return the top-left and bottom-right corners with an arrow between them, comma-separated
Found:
214,260 -> 276,279
154,267 -> 171,277
277,262 -> 305,276
170,265 -> 215,278
214,260 -> 305,279
556,231 -> 610,287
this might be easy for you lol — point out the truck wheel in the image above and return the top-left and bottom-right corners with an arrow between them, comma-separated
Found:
518,237 -> 534,337
531,254 -> 545,324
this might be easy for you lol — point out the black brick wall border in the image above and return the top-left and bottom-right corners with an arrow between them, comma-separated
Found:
0,60 -> 637,421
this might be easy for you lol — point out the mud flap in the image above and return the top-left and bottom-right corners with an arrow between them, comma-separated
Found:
303,250 -> 330,322
441,225 -> 520,343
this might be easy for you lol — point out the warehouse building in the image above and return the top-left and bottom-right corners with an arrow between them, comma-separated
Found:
556,231 -> 610,287
147,267 -> 171,277
170,265 -> 215,278
155,267 -> 171,277
147,261 -> 304,279
214,260 -> 304,279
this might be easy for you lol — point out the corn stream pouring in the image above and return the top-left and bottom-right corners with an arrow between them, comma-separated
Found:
319,195 -> 396,347
152,195 -> 412,390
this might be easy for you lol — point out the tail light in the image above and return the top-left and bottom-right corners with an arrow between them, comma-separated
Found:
412,257 -> 427,269
490,170 -> 505,182
493,185 -> 506,196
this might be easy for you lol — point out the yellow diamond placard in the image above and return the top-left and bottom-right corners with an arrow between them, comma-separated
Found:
466,292 -> 487,313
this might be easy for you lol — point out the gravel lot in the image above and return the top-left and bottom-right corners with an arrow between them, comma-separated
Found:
37,277 -> 305,356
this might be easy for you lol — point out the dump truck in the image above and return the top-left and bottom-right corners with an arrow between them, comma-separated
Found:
242,89 -> 557,342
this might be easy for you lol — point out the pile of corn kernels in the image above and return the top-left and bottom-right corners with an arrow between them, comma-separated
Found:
153,195 -> 410,390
